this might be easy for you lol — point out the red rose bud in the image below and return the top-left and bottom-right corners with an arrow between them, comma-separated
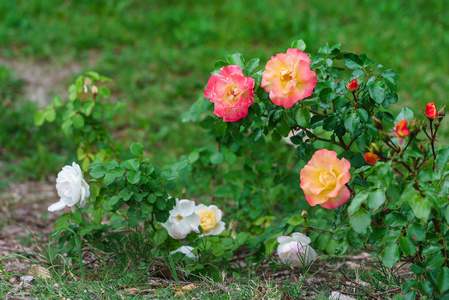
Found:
395,120 -> 409,138
365,152 -> 380,165
425,102 -> 438,119
419,144 -> 425,152
348,79 -> 359,91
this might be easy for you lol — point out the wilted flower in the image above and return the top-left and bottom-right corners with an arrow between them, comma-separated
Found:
160,199 -> 201,239
261,48 -> 317,108
48,162 -> 90,212
364,152 -> 380,165
277,232 -> 317,268
204,65 -> 255,122
425,102 -> 438,119
348,79 -> 359,92
195,204 -> 225,236
395,120 -> 409,138
170,246 -> 197,260
300,149 -> 351,209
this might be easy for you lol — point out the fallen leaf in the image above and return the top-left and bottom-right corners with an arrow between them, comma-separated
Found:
28,265 -> 50,279
173,283 -> 197,298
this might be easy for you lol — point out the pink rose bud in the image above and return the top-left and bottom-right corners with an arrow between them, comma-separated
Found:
395,120 -> 409,138
364,152 -> 380,165
204,65 -> 255,122
261,48 -> 317,108
300,149 -> 351,209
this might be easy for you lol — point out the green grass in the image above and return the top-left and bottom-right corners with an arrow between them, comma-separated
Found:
1,0 -> 448,167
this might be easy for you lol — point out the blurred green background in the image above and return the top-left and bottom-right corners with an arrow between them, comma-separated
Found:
0,0 -> 448,181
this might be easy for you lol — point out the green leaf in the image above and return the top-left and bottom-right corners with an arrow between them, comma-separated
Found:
417,281 -> 434,295
213,121 -> 227,137
90,165 -> 107,179
426,254 -> 445,269
410,195 -> 431,222
200,115 -> 215,129
103,167 -> 125,184
385,213 -> 407,227
271,130 -> 282,142
382,69 -> 399,80
108,196 -> 120,206
437,267 -> 449,293
188,151 -> 200,164
73,114 -> 85,129
347,192 -> 368,216
344,113 -> 359,135
244,58 -> 259,75
349,207 -> 371,234
130,142 -> 144,156
99,86 -> 111,99
399,236 -> 416,256
70,210 -> 83,225
54,95 -> 62,107
345,53 -> 363,70
210,152 -> 224,165
395,107 -> 414,124
410,262 -> 426,275
367,189 -> 386,210
46,109 -> 56,122
127,170 -> 141,184
276,117 -> 291,137
34,110 -> 46,126
369,81 -> 386,104
437,146 -> 449,170
55,213 -> 70,231
291,39 -> 306,51
123,159 -> 140,171
382,244 -> 400,268
407,223 -> 426,242
227,53 -> 245,69
319,88 -> 336,103
153,229 -> 168,245
92,207 -> 103,225
287,215 -> 303,226
119,189 -> 134,201
296,107 -> 311,128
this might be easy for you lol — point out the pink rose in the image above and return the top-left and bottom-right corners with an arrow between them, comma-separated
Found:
204,65 -> 255,122
300,149 -> 351,209
261,48 -> 317,108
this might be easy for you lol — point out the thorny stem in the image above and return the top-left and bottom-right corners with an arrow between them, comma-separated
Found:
297,126 -> 349,151
297,224 -> 334,234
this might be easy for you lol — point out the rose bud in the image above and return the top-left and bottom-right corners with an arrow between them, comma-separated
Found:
425,103 -> 438,119
419,144 -> 425,152
395,120 -> 409,138
365,152 -> 380,165
348,79 -> 359,92
372,116 -> 383,130
369,142 -> 381,155
438,107 -> 446,119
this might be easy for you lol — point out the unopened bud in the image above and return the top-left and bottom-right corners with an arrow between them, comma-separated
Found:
372,116 -> 383,130
419,144 -> 425,152
365,152 -> 380,165
301,210 -> 308,218
435,121 -> 440,128
348,79 -> 359,92
229,221 -> 237,231
91,85 -> 99,95
425,102 -> 438,119
369,143 -> 381,154
438,108 -> 446,119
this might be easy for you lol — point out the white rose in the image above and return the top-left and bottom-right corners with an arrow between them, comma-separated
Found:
195,204 -> 225,236
276,232 -> 317,267
160,199 -> 201,239
170,246 -> 197,260
48,162 -> 90,212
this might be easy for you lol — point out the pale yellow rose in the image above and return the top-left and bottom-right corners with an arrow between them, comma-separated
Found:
195,204 -> 225,236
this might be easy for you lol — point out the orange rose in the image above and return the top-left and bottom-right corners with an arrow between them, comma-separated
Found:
395,120 -> 409,138
364,152 -> 380,165
300,149 -> 351,209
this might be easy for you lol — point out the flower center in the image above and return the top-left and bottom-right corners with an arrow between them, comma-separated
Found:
176,214 -> 183,221
227,86 -> 240,102
319,170 -> 336,189
280,68 -> 296,85
197,209 -> 217,230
